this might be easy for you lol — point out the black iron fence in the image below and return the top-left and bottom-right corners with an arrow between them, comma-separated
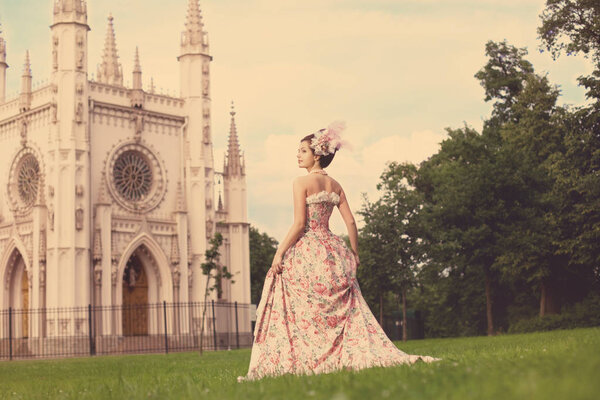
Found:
0,301 -> 254,361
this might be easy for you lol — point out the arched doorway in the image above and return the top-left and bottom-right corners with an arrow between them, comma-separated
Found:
5,249 -> 29,338
117,237 -> 173,336
122,252 -> 149,336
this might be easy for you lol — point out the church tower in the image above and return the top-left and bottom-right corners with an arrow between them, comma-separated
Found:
178,0 -> 215,301
46,0 -> 91,322
222,103 -> 250,304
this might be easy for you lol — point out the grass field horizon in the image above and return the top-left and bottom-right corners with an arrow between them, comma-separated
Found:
1,327 -> 598,400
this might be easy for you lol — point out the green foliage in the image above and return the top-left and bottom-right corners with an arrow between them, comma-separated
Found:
201,233 -> 234,299
474,40 -> 534,123
1,329 -> 599,399
416,124 -> 510,335
509,293 -> 600,333
538,0 -> 600,99
551,107 -> 600,277
358,33 -> 600,337
249,226 -> 278,305
357,162 -> 423,326
409,262 -> 488,338
199,233 -> 233,354
493,71 -> 565,297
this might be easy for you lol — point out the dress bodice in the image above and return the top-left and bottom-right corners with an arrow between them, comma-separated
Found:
304,190 -> 340,233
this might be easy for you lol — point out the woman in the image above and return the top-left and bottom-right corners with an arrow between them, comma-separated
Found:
238,122 -> 439,381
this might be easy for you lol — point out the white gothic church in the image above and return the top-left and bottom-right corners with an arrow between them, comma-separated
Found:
0,0 -> 251,340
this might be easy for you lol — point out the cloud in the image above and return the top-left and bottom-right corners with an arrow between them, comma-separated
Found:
247,127 -> 447,239
1,0 -> 592,241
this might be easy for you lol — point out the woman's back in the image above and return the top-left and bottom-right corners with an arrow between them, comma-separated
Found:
301,173 -> 342,199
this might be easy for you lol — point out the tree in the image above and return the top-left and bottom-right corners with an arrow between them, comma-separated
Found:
474,40 -> 534,125
474,39 -> 571,317
199,233 -> 233,354
377,162 -> 424,341
538,0 -> 600,99
550,107 -> 600,296
416,125 -> 509,336
358,162 -> 423,340
537,0 -> 600,303
249,226 -> 278,305
358,197 -> 399,328
494,72 -> 566,316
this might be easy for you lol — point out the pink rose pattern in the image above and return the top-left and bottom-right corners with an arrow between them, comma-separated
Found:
242,191 -> 439,381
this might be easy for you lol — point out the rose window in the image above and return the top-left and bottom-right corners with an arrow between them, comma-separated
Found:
113,151 -> 153,201
8,150 -> 43,216
17,155 -> 40,206
106,142 -> 166,212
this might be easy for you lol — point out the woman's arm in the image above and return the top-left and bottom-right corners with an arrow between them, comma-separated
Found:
337,189 -> 359,265
271,178 -> 307,274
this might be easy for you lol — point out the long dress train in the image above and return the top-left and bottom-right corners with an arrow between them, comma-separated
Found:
239,190 -> 439,381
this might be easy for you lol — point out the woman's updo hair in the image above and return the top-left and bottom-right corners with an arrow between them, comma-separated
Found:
301,133 -> 337,168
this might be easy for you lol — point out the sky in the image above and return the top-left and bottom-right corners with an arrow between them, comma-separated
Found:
0,0 -> 592,240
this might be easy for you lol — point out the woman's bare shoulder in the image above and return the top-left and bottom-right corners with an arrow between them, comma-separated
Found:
293,175 -> 312,186
327,176 -> 344,194
292,175 -> 312,193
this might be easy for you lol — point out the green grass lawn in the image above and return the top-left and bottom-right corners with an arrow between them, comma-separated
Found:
0,327 -> 598,400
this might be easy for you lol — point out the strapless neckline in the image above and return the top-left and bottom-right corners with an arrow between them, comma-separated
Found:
306,190 -> 340,205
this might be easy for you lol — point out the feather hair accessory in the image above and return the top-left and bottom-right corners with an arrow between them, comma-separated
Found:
310,120 -> 348,156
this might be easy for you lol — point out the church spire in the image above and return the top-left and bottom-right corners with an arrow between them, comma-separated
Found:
133,46 -> 141,74
217,191 -> 223,211
131,46 -> 144,108
224,102 -> 244,177
19,51 -> 32,112
53,0 -> 88,25
97,14 -> 123,86
181,0 -> 208,54
0,21 -> 8,103
132,47 -> 142,89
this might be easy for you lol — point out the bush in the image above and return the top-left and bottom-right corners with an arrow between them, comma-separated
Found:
508,292 -> 600,334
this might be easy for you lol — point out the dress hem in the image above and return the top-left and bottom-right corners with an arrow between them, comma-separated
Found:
237,354 -> 441,382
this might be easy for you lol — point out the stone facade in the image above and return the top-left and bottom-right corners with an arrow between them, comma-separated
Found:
0,0 -> 250,338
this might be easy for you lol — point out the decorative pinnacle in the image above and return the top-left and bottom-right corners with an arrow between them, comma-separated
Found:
132,46 -> 143,93
225,101 -> 244,177
133,46 -> 141,73
23,50 -> 31,77
185,0 -> 204,33
181,0 -> 208,50
97,13 -> 123,86
218,191 -> 223,211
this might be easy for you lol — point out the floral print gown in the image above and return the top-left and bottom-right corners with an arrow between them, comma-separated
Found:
241,190 -> 439,381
